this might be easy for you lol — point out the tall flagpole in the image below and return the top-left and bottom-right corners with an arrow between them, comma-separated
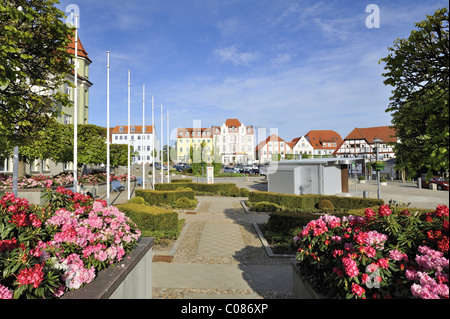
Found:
106,51 -> 110,205
73,14 -> 78,193
152,96 -> 155,189
142,84 -> 145,189
127,69 -> 131,200
167,109 -> 170,183
160,104 -> 163,183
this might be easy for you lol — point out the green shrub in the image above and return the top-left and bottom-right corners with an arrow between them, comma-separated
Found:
318,199 -> 334,212
248,191 -> 384,212
127,196 -> 145,204
155,182 -> 236,195
116,203 -> 179,233
249,201 -> 281,212
240,188 -> 250,197
171,178 -> 193,183
175,196 -> 197,209
135,189 -> 195,207
227,186 -> 241,197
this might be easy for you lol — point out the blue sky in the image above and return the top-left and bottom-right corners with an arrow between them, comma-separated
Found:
56,0 -> 447,145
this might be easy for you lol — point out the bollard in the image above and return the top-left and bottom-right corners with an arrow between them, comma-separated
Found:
418,177 -> 422,189
363,190 -> 369,198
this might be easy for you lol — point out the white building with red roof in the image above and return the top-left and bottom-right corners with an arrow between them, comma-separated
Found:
211,119 -> 255,164
111,125 -> 158,164
305,130 -> 343,156
255,134 -> 293,164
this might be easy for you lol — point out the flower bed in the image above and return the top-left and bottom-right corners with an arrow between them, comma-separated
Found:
294,204 -> 449,299
0,173 -> 136,190
0,188 -> 141,299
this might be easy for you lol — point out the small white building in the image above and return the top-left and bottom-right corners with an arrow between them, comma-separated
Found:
110,125 -> 159,164
268,158 -> 366,195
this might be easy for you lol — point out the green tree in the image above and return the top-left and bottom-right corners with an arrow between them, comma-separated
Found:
0,0 -> 73,146
380,8 -> 449,178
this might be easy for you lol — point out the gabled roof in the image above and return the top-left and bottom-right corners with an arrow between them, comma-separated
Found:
67,33 -> 92,63
305,130 -> 342,149
344,126 -> 397,143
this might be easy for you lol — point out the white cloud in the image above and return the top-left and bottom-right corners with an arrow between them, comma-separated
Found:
213,46 -> 259,66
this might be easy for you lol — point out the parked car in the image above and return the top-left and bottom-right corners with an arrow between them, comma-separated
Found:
223,166 -> 240,174
154,162 -> 167,170
173,163 -> 190,172
418,176 -> 449,190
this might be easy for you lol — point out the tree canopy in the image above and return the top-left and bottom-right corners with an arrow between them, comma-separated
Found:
0,0 -> 73,147
380,8 -> 449,178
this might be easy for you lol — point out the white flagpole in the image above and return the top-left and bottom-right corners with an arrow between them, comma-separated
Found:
152,95 -> 155,189
73,14 -> 78,193
106,51 -> 110,205
167,109 -> 170,183
160,103 -> 163,183
127,69 -> 131,200
142,84 -> 145,189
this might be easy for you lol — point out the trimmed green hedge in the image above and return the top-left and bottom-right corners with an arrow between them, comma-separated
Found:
135,189 -> 195,206
116,202 -> 179,232
155,182 -> 237,195
248,191 -> 384,212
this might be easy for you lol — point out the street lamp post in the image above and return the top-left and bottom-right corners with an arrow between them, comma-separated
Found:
372,137 -> 382,200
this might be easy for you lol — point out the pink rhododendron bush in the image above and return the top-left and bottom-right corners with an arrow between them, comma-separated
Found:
0,188 -> 141,299
294,204 -> 449,299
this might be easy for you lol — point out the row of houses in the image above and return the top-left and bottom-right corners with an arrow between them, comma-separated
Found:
172,120 -> 397,166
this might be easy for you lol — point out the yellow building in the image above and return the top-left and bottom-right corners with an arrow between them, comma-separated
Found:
176,128 -> 213,163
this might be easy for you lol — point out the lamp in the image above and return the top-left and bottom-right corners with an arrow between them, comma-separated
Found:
372,137 -> 382,199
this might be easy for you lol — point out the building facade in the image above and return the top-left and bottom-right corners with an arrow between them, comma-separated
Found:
289,136 -> 314,158
176,127 -> 213,163
111,125 -> 158,164
333,126 -> 397,161
255,134 -> 293,164
212,119 -> 255,165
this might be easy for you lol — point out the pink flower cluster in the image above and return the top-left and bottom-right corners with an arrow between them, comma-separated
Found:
406,246 -> 449,299
0,284 -> 13,299
62,253 -> 96,290
45,201 -> 140,265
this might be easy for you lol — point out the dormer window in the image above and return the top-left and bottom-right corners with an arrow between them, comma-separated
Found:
131,127 -> 136,133
119,127 -> 124,133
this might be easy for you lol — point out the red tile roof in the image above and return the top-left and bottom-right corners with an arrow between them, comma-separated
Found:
225,119 -> 241,127
305,130 -> 342,149
344,126 -> 397,143
255,134 -> 286,150
67,33 -> 92,62
177,127 -> 212,138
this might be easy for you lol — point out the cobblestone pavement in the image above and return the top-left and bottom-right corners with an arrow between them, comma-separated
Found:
151,196 -> 293,299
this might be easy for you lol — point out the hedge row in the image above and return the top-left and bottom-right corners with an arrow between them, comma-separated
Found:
155,182 -> 237,195
115,202 -> 178,233
135,189 -> 195,206
248,191 -> 384,212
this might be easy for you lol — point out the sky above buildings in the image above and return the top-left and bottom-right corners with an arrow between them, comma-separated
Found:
56,0 -> 447,145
